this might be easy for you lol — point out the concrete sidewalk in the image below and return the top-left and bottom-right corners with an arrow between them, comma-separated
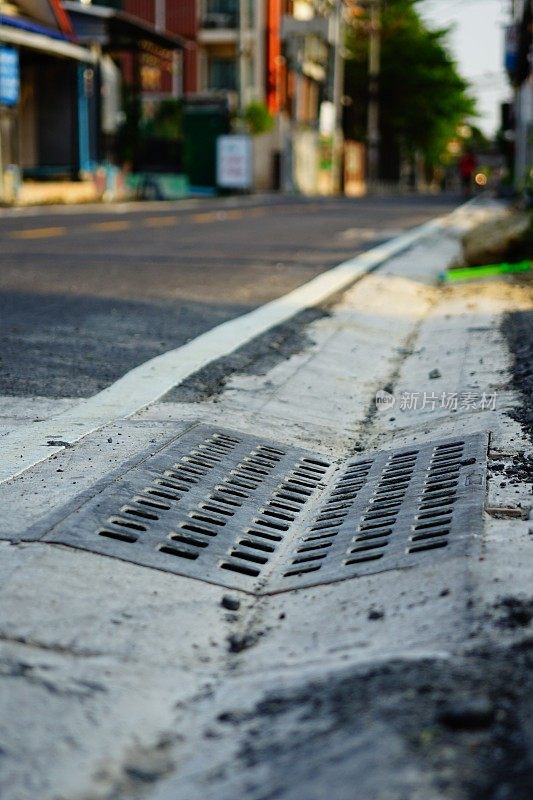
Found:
0,204 -> 531,800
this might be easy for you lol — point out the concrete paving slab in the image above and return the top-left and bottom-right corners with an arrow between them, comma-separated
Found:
0,200 -> 531,800
0,420 -> 192,540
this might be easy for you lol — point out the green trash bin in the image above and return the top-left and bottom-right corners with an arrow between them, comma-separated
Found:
183,99 -> 230,190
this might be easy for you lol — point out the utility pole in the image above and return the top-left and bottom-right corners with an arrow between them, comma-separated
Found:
154,0 -> 165,32
0,123 -> 4,204
238,0 -> 249,114
332,0 -> 344,133
331,0 -> 345,193
366,0 -> 381,184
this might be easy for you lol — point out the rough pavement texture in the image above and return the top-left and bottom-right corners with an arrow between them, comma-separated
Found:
0,294 -> 246,400
1,201 -> 532,800
206,647 -> 533,800
0,195 -> 457,398
164,307 -> 328,403
502,298 -> 533,440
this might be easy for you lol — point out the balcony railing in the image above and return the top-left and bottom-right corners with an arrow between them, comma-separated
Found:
81,0 -> 123,8
201,1 -> 238,29
202,13 -> 238,29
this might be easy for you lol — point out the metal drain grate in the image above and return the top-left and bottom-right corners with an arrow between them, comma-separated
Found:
271,433 -> 487,592
44,426 -> 333,592
42,427 -> 487,594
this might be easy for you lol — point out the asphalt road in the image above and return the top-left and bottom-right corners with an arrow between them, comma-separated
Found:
0,193 -> 459,399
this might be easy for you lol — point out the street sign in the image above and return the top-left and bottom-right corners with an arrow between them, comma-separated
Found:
319,101 -> 335,135
280,15 -> 331,42
216,135 -> 253,190
504,25 -> 518,77
0,46 -> 20,107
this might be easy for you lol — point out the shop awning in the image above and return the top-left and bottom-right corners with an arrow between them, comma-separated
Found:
62,2 -> 188,53
0,16 -> 94,62
15,1 -> 73,35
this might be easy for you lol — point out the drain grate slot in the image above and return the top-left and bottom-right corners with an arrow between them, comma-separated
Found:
158,544 -> 199,560
44,426 -> 332,592
43,428 -> 487,594
99,529 -> 137,543
220,561 -> 261,577
275,432 -> 487,592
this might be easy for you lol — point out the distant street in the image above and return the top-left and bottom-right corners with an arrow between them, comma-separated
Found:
0,194 -> 458,399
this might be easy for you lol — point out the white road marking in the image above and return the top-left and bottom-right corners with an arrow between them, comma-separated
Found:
336,227 -> 403,241
0,215 -> 447,484
9,226 -> 67,239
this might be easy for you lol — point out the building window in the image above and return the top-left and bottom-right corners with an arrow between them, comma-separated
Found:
208,57 -> 237,91
203,0 -> 239,29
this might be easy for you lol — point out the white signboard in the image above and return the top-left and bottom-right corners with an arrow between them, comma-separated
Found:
319,101 -> 335,136
217,135 -> 253,190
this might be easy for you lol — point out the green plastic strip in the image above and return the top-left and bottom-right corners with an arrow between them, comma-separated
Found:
445,260 -> 532,282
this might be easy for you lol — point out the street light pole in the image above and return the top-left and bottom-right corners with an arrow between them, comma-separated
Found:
238,0 -> 248,114
0,109 -> 4,203
330,0 -> 345,193
332,0 -> 344,133
366,0 -> 380,184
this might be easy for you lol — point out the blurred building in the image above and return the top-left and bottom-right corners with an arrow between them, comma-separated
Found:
117,0 -> 265,107
94,1 -> 340,194
0,0 -> 94,200
279,0 -> 338,192
0,1 -> 345,200
64,1 -> 186,172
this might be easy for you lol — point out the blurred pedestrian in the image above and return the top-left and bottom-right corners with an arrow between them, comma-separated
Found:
458,149 -> 477,196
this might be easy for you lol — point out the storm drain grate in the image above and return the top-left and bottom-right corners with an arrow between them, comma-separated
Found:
42,427 -> 487,594
44,426 -> 333,593
272,433 -> 487,592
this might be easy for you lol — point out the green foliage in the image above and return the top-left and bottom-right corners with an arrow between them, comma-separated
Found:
116,91 -> 183,168
116,83 -> 140,165
344,0 -> 476,176
242,101 -> 275,135
467,125 -> 491,152
143,99 -> 183,141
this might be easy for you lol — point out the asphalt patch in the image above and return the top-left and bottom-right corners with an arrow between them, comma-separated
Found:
502,307 -> 533,442
163,308 -> 329,403
0,292 -> 248,399
488,451 -> 533,488
213,644 -> 533,800
495,596 -> 533,629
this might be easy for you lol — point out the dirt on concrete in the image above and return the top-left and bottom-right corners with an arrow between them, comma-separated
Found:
461,210 -> 532,267
502,305 -> 533,442
210,643 -> 533,800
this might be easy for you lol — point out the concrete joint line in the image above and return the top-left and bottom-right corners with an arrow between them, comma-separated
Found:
0,214 -> 450,485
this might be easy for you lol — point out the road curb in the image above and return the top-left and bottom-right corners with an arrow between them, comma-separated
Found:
0,214 -> 446,485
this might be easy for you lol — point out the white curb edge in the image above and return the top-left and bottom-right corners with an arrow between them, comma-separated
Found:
0,213 -> 454,485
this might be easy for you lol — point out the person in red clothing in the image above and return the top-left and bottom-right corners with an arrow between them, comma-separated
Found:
458,149 -> 477,196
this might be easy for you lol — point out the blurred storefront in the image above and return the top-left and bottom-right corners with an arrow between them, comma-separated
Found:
0,0 -> 95,202
280,0 -> 339,194
64,1 -> 186,172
